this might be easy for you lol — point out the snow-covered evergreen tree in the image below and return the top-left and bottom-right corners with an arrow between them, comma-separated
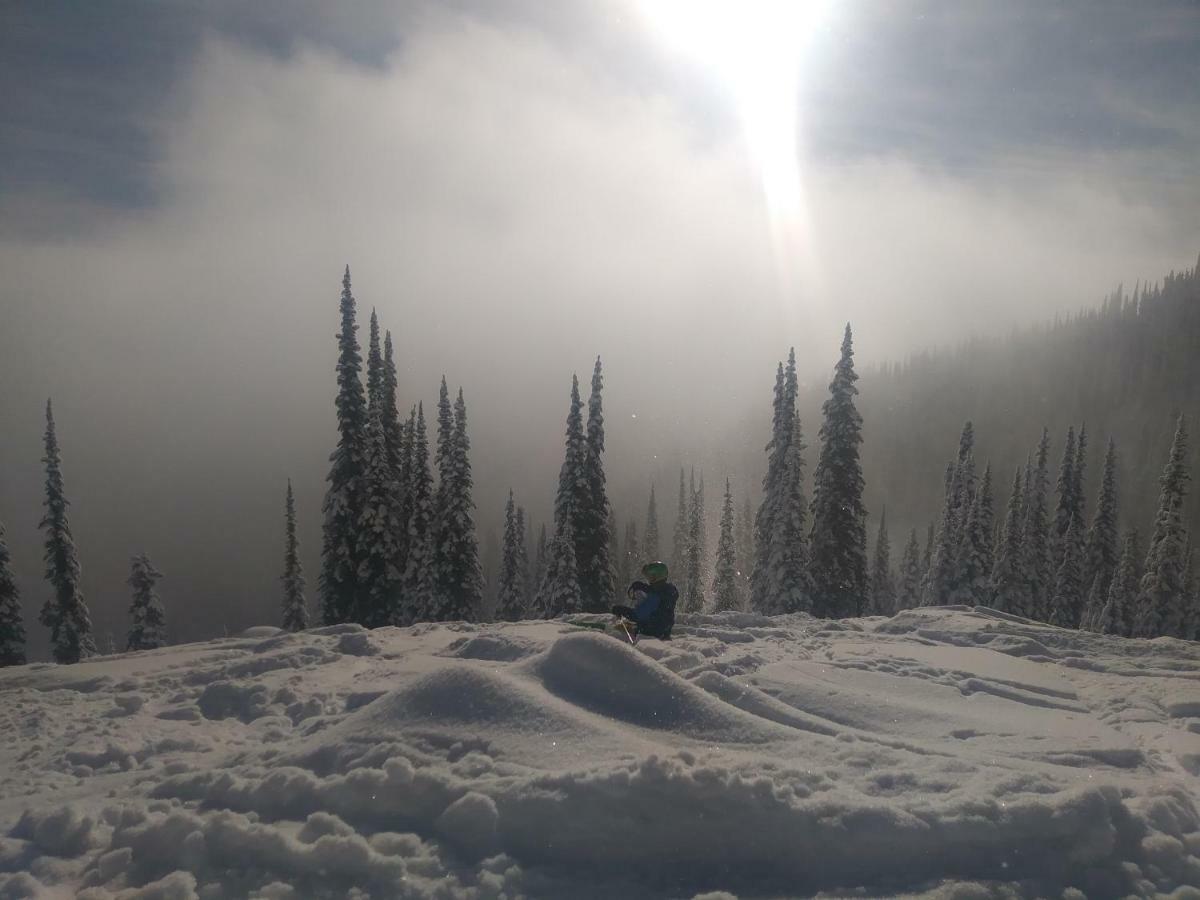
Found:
711,479 -> 740,612
1020,430 -> 1053,621
382,332 -> 408,573
281,480 -> 308,632
38,400 -> 96,663
922,471 -> 961,607
429,386 -> 484,622
895,529 -> 923,612
532,523 -> 548,609
923,522 -> 934,577
401,403 -> 435,624
607,509 -> 621,598
643,485 -> 660,563
1095,528 -> 1141,636
990,468 -> 1027,615
682,472 -> 707,613
126,554 -> 166,651
516,506 -> 530,616
673,468 -> 689,579
577,357 -> 615,612
1048,518 -> 1084,628
0,521 -> 27,667
750,353 -> 801,614
809,327 -> 867,617
495,491 -> 526,621
1132,416 -> 1190,638
1084,441 -> 1118,609
1072,424 -> 1088,530
1050,425 -> 1077,577
951,462 -> 994,606
868,508 -> 894,616
320,267 -> 369,626
539,521 -> 582,618
357,404 -> 405,627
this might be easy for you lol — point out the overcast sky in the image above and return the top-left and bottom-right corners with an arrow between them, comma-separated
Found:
2,0 -> 1198,649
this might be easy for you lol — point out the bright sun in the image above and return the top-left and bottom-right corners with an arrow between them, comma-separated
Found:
639,0 -> 834,297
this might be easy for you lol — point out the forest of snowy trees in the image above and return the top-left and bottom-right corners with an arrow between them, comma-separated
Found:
2,256 -> 1199,666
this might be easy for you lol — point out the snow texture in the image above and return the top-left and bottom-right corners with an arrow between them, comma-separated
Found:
2,607 -> 1199,898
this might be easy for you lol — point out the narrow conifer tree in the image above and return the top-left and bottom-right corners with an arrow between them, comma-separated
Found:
990,468 -> 1027,615
1020,430 -> 1053,621
1132,416 -> 1190,638
430,386 -> 484,621
868,508 -> 894,616
895,529 -> 923,612
577,357 -> 615,612
281,480 -> 308,632
766,417 -> 812,614
1096,529 -> 1141,636
952,462 -> 994,606
320,267 -> 369,625
673,468 -> 689,579
923,522 -> 935,576
539,521 -> 582,618
38,400 -> 96,663
516,506 -> 530,615
643,485 -> 660,563
382,333 -> 408,572
809,326 -> 867,617
683,472 -> 707,612
495,491 -> 526,621
401,403 -> 435,624
126,554 -> 167,651
0,521 -> 27,666
532,523 -> 548,607
1048,518 -> 1084,628
358,404 -> 405,627
1072,424 -> 1088,529
736,495 -> 755,601
1079,438 -> 1120,628
1050,425 -> 1078,576
711,479 -> 740,612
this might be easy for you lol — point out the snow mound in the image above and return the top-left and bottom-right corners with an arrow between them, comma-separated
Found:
532,632 -> 792,742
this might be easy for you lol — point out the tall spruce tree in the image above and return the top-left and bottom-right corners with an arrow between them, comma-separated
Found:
539,521 -> 582,618
1079,438 -> 1120,628
358,403 -> 405,627
548,376 -> 586,606
38,400 -> 96,663
643,485 -> 660,563
382,333 -> 409,573
923,423 -> 975,606
532,524 -> 548,607
868,508 -> 894,616
1020,430 -> 1053,621
952,462 -> 994,606
516,506 -> 530,616
673,468 -> 689,579
1132,416 -> 1190,638
281,480 -> 308,632
1096,529 -> 1141,636
495,491 -> 527,621
711,479 -> 740,612
809,326 -> 867,617
320,267 -> 369,626
1072,424 -> 1089,529
429,387 -> 484,621
895,529 -> 923,612
401,403 -> 435,624
1050,425 -> 1078,576
923,522 -> 935,577
750,355 -> 801,613
126,554 -> 167,651
577,358 -> 615,612
1048,518 -> 1084,628
0,521 -> 27,667
736,495 -> 755,599
682,473 -> 707,612
990,468 -> 1027,615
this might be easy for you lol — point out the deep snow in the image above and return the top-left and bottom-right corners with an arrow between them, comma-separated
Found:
1,606 -> 1199,898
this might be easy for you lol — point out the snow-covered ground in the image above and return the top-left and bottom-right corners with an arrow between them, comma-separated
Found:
2,606 -> 1199,899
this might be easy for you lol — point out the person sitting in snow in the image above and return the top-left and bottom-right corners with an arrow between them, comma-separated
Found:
611,560 -> 677,640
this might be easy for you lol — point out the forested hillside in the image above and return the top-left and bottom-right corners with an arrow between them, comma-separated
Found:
841,254 -> 1200,545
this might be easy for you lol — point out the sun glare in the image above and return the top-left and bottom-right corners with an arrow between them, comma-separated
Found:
639,0 -> 834,301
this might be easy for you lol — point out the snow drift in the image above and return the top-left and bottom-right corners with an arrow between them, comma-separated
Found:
1,606 -> 1199,898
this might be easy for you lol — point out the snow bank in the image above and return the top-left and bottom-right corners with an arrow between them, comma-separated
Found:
1,609 -> 1198,897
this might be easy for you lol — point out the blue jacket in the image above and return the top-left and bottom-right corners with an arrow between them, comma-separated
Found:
628,581 -> 677,638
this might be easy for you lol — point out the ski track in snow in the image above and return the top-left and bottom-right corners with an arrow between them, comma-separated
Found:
1,607 -> 1199,898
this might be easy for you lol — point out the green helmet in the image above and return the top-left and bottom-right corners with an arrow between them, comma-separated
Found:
642,561 -> 668,583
